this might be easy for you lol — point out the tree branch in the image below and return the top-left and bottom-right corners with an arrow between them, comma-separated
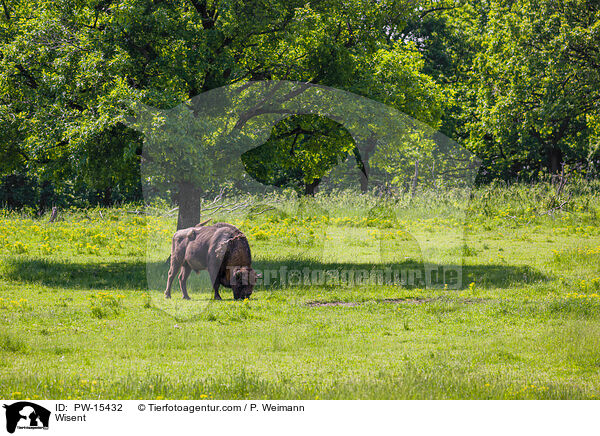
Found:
419,5 -> 457,20
188,0 -> 216,29
1,0 -> 9,20
15,64 -> 38,89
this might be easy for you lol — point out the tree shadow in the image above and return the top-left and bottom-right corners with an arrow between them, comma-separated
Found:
251,259 -> 549,290
3,257 -> 550,292
2,258 -> 149,290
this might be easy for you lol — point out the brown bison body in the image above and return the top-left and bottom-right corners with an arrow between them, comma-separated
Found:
165,222 -> 260,300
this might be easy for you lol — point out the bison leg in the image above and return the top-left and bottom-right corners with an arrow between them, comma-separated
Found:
207,259 -> 222,300
210,274 -> 222,300
212,283 -> 222,300
165,261 -> 181,299
178,263 -> 193,300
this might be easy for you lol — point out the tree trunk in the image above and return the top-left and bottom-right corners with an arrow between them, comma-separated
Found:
411,160 -> 419,197
355,135 -> 377,193
549,147 -> 562,174
176,181 -> 202,230
102,186 -> 112,207
359,156 -> 369,193
304,178 -> 321,196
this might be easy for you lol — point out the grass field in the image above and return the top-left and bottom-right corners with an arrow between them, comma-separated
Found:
1,184 -> 600,399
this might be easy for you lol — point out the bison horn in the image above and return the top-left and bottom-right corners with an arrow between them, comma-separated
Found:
195,219 -> 212,227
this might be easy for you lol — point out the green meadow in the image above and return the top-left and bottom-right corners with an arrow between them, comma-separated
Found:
1,184 -> 600,399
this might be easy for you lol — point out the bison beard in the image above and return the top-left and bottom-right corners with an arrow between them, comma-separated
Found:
165,222 -> 261,300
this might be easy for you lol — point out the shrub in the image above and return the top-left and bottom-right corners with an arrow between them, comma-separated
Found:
0,173 -> 39,209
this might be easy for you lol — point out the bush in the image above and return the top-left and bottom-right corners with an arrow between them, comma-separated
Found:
0,173 -> 39,209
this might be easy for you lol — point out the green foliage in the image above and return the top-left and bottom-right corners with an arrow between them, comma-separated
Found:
76,124 -> 143,205
242,115 -> 356,194
0,173 -> 40,209
0,0 -> 449,211
1,0 -> 600,210
462,0 -> 600,179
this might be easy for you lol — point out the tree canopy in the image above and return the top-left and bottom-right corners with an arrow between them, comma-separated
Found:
0,0 -> 599,217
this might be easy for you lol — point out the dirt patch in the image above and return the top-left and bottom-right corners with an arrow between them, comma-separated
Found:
459,297 -> 491,304
380,298 -> 434,305
305,297 -> 492,308
306,301 -> 361,307
306,298 -> 434,307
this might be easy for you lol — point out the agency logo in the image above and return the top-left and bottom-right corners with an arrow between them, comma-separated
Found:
3,402 -> 50,434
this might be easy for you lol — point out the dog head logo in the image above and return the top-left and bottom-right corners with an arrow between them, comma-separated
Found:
3,402 -> 50,434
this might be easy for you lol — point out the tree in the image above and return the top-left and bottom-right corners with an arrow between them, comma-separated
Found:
465,0 -> 600,179
0,0 -> 448,224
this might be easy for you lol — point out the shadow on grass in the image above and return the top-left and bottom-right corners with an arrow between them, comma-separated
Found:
1,258 -> 148,290
252,259 -> 550,290
2,256 -> 550,291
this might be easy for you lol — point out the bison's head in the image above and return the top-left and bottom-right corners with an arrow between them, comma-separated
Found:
231,267 -> 261,300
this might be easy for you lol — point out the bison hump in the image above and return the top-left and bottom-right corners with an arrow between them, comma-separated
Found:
211,226 -> 251,263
